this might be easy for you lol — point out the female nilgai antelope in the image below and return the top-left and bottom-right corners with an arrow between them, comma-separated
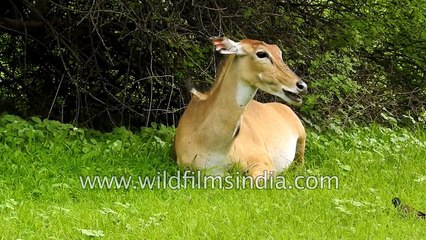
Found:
174,37 -> 307,177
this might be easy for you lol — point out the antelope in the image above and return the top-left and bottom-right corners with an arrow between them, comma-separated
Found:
174,37 -> 307,177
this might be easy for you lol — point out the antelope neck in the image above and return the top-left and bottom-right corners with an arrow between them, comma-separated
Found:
204,57 -> 257,140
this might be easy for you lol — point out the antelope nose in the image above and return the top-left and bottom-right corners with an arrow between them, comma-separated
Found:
296,80 -> 307,94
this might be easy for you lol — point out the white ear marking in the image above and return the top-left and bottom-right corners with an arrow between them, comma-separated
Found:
211,37 -> 245,55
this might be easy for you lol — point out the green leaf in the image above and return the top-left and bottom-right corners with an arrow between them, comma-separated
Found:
31,117 -> 42,124
79,229 -> 104,237
111,140 -> 123,151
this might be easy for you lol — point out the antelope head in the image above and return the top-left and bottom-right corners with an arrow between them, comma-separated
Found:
211,37 -> 307,105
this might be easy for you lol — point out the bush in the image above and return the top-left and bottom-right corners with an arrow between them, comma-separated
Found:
0,0 -> 425,130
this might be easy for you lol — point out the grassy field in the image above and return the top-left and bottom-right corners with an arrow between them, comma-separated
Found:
0,114 -> 425,239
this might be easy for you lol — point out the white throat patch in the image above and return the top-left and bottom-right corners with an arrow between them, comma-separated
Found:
236,81 -> 257,107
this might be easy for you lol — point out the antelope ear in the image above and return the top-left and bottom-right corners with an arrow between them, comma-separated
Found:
210,37 -> 245,55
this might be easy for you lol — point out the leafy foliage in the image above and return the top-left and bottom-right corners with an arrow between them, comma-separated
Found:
0,0 -> 425,129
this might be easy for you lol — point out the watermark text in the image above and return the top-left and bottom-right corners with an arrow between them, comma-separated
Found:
79,171 -> 339,190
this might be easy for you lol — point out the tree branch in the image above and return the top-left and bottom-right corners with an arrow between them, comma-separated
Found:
0,17 -> 43,34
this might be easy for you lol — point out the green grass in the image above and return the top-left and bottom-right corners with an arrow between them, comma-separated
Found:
1,114 -> 425,239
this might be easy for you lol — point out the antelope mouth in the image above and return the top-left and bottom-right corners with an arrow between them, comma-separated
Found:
283,90 -> 302,103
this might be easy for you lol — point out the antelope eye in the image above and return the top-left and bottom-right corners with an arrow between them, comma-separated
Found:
256,51 -> 268,59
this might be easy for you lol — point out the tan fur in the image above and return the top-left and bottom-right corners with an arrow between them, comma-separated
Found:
174,38 -> 306,177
